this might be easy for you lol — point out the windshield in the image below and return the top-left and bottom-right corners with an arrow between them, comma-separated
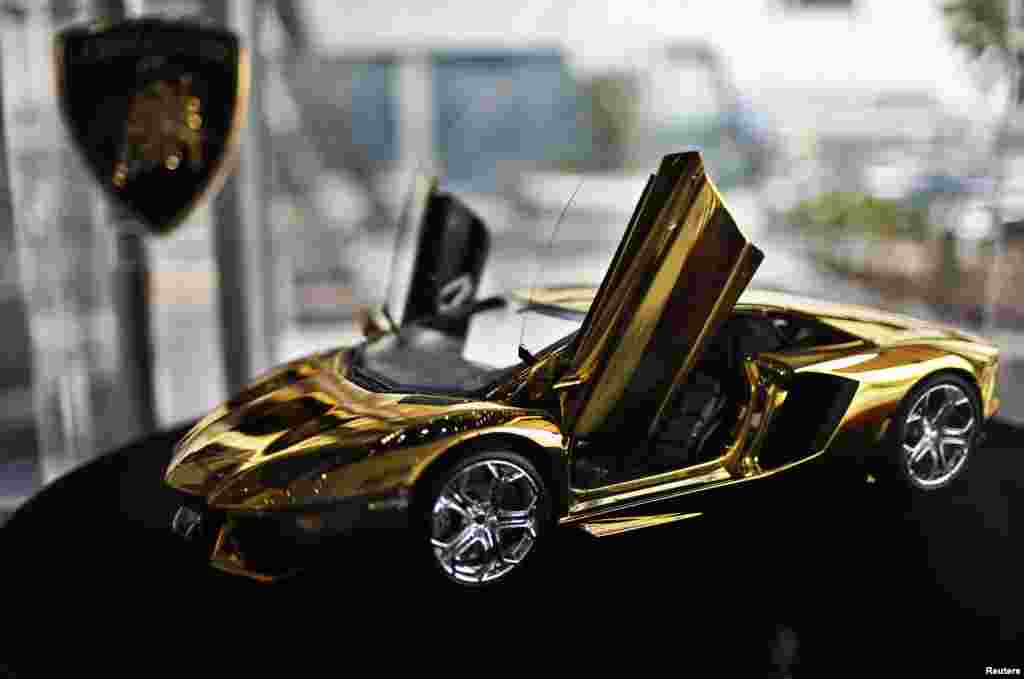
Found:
354,302 -> 581,395
515,175 -> 646,354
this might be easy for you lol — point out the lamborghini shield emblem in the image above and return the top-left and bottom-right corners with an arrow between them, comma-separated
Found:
557,151 -> 764,439
55,18 -> 249,234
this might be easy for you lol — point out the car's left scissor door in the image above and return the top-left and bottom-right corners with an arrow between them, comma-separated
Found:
556,150 -> 763,444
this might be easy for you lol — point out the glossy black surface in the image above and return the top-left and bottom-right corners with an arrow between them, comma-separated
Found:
2,420 -> 1021,673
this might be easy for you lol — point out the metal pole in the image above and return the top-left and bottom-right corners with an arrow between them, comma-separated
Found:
2,0 -> 102,482
112,229 -> 156,431
397,53 -> 436,178
0,2 -> 41,508
91,0 -> 158,433
206,0 -> 274,393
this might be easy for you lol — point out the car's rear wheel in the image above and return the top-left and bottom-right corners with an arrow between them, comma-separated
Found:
419,450 -> 550,587
886,373 -> 981,491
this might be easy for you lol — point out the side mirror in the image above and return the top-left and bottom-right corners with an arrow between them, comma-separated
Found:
358,305 -> 397,341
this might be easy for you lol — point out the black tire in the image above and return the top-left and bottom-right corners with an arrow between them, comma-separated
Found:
881,373 -> 982,492
414,449 -> 551,588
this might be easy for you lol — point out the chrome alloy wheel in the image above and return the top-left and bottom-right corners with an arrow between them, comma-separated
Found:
430,459 -> 540,584
901,383 -> 975,488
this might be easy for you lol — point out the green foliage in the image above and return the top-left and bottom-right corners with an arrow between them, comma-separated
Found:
786,191 -> 932,240
943,0 -> 1009,56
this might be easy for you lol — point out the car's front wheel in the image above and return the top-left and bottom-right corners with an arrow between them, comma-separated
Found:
419,450 -> 550,587
886,373 -> 981,491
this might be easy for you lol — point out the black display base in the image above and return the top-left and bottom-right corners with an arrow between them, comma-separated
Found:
3,420 -> 1022,673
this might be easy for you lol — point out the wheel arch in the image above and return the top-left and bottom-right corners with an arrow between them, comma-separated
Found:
875,366 -> 982,451
873,365 -> 982,490
922,367 -> 982,404
411,431 -> 569,521
888,366 -> 984,441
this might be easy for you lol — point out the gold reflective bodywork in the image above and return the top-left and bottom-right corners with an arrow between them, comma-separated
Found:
166,350 -> 563,512
165,150 -> 1000,582
579,512 -> 704,538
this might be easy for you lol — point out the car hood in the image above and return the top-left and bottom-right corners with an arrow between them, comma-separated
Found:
164,348 -> 520,508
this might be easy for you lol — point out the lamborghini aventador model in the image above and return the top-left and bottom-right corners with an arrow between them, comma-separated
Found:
165,151 -> 1000,586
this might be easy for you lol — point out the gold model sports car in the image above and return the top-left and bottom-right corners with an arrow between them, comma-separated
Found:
165,151 -> 1000,586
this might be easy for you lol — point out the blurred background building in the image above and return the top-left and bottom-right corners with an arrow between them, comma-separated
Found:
2,0 -> 1023,519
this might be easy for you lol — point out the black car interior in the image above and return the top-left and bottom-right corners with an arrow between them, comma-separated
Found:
351,325 -> 520,397
571,312 -> 857,488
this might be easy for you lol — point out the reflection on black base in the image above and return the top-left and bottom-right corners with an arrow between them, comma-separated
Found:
3,420 -> 1023,674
